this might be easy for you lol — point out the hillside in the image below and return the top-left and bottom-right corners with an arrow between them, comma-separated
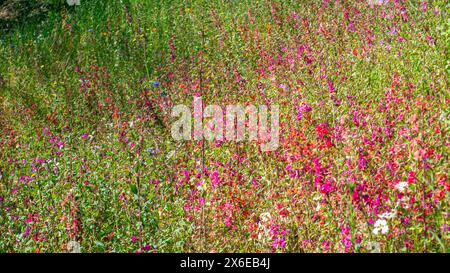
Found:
0,0 -> 449,253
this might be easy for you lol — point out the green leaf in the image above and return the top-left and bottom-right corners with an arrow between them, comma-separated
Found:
130,184 -> 138,195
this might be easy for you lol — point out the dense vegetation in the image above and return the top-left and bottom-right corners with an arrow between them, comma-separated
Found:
0,0 -> 449,252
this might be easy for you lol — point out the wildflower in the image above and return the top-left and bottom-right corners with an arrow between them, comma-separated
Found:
88,28 -> 93,33
358,152 -> 368,169
152,81 -> 160,87
320,179 -> 333,194
342,237 -> 352,252
407,171 -> 416,184
211,170 -> 219,187
367,0 -> 384,7
130,142 -> 136,151
373,219 -> 389,235
225,217 -> 233,227
399,196 -> 410,209
315,123 -> 330,139
440,224 -> 450,232
296,102 -> 312,120
67,241 -> 81,253
147,148 -> 156,156
340,226 -> 353,252
273,237 -> 286,250
302,239 -> 312,248
131,235 -> 138,242
58,141 -> 65,150
23,227 -> 30,237
327,79 -> 335,93
421,1 -> 427,12
394,181 -> 408,192
434,6 -> 441,15
322,240 -> 330,251
380,210 -> 396,220
143,244 -> 152,251
434,189 -> 445,201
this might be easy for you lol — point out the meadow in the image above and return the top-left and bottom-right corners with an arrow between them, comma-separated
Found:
0,0 -> 449,253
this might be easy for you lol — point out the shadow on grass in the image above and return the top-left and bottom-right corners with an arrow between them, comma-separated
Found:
0,0 -> 63,31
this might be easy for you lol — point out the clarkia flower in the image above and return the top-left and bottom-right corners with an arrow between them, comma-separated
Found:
327,79 -> 335,93
23,227 -> 30,237
296,102 -> 312,120
143,244 -> 152,251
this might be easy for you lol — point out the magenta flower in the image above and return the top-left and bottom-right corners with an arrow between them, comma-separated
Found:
296,102 -> 312,120
23,227 -> 30,237
273,237 -> 286,251
327,79 -> 335,93
143,244 -> 152,251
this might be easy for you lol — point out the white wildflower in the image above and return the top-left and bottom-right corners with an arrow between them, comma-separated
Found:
67,240 -> 81,253
166,150 -> 176,160
394,182 -> 408,193
315,204 -> 321,212
400,196 -> 410,209
257,212 -> 272,243
373,219 -> 389,235
367,0 -> 384,7
260,212 -> 271,223
380,210 -> 396,220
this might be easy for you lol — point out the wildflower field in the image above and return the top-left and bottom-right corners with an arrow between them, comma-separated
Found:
0,0 -> 449,253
